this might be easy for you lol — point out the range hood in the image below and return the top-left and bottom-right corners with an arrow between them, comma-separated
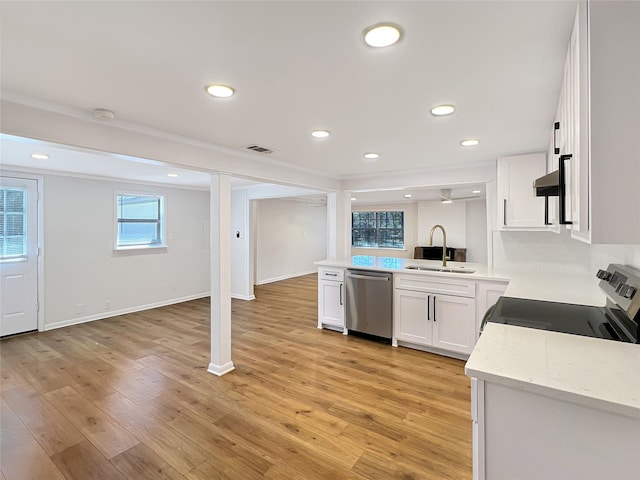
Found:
534,169 -> 559,197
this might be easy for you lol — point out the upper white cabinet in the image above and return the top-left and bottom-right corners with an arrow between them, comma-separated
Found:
552,0 -> 640,244
496,153 -> 547,230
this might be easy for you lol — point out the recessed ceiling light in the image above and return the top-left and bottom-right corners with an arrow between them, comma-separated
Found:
472,190 -> 481,194
31,153 -> 49,160
460,139 -> 480,147
351,197 -> 357,201
167,173 -> 179,178
363,23 -> 402,48
363,153 -> 380,160
403,194 -> 412,198
311,130 -> 330,138
430,105 -> 456,116
205,84 -> 235,98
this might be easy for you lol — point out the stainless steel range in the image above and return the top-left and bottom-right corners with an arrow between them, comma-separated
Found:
481,264 -> 640,343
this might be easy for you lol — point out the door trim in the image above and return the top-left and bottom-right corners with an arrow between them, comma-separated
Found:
1,171 -> 45,332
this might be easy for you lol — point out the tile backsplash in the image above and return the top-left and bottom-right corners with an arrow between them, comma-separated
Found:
590,244 -> 640,271
493,229 -> 640,273
493,230 -> 592,273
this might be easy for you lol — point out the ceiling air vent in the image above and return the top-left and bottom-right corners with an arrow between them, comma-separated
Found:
245,144 -> 274,154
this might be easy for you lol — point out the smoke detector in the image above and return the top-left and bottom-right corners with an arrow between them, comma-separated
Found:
93,108 -> 116,121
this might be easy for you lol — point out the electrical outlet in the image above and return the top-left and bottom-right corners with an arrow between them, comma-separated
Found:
75,304 -> 84,314
104,300 -> 110,310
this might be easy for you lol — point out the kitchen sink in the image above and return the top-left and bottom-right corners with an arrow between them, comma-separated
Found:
405,265 -> 476,274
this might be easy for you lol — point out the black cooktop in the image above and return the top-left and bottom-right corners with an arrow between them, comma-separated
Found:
485,297 -> 621,341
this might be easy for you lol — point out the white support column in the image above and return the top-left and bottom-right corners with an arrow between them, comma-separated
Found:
326,191 -> 352,260
208,173 -> 235,376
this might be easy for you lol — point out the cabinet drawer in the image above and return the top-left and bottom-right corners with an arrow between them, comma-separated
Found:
394,273 -> 476,298
319,267 -> 344,281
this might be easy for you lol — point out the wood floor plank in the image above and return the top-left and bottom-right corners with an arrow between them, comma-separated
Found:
0,440 -> 66,480
110,443 -> 185,480
51,440 -> 127,480
0,363 -> 28,393
44,386 -> 139,459
2,383 -> 85,456
94,392 -> 208,475
0,398 -> 33,457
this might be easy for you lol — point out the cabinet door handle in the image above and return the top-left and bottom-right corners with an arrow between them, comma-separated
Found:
433,295 -> 437,322
559,154 -> 573,225
503,199 -> 507,226
544,196 -> 551,226
427,295 -> 430,321
339,284 -> 343,306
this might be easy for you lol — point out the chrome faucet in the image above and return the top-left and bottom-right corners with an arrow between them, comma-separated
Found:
429,224 -> 447,267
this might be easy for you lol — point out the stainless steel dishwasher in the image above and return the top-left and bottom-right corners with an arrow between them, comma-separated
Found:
345,269 -> 393,342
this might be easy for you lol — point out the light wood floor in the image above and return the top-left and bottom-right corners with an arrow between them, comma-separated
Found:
0,274 -> 472,480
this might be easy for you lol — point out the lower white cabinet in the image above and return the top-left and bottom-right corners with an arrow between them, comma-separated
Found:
394,287 -> 476,356
476,281 -> 508,338
471,378 -> 640,480
317,267 -> 345,332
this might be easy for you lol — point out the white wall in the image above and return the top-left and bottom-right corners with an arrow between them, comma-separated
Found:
417,201 -> 467,249
43,175 -> 210,329
351,202 -> 418,259
466,199 -> 488,264
255,198 -> 326,284
230,188 -> 253,300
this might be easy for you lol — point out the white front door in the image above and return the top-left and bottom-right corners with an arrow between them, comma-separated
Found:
0,176 -> 39,336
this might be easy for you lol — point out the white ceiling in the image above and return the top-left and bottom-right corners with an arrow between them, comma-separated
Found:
0,0 -> 577,185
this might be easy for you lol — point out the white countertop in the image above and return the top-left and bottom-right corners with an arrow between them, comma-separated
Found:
316,255 -> 605,306
317,255 -> 637,417
466,323 -> 640,418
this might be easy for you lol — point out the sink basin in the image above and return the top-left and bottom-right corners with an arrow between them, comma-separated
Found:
405,265 -> 476,274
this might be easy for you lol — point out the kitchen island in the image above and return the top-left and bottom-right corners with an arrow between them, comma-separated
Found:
316,256 -> 512,358
316,256 -> 605,356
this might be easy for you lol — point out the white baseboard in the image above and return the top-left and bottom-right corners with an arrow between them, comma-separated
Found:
231,293 -> 256,301
207,361 -> 235,376
255,270 -> 317,285
44,292 -> 210,331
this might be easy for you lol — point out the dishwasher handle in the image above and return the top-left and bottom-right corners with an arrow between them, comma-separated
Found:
345,272 -> 390,281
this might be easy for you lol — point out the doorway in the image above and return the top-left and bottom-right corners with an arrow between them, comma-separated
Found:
0,176 -> 39,336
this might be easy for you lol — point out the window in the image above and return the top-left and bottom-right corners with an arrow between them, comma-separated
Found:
115,193 -> 165,248
352,210 -> 404,249
0,187 -> 27,258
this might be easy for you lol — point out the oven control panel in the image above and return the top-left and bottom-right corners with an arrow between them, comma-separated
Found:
598,264 -> 640,322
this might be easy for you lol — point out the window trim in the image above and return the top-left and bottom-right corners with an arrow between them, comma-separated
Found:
114,191 -> 167,251
351,209 -> 405,250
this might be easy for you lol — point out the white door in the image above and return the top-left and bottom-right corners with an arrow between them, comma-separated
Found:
0,176 -> 39,336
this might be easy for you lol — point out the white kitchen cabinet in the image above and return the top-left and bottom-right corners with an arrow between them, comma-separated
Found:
475,281 -> 508,338
394,274 -> 476,357
551,0 -> 640,244
317,267 -> 346,333
496,153 -> 548,230
470,378 -> 640,480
